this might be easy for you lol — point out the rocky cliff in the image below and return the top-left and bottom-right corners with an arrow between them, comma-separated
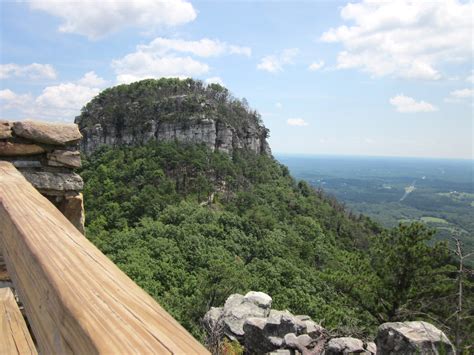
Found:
75,78 -> 271,156
0,120 -> 85,233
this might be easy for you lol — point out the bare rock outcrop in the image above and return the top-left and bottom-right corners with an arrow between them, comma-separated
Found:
203,291 -> 327,354
375,321 -> 455,355
77,117 -> 271,157
204,293 -> 456,355
0,119 -> 85,233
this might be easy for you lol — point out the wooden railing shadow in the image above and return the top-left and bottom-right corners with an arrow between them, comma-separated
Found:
0,161 -> 209,354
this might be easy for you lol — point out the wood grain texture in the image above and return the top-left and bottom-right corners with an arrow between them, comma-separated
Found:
0,162 -> 209,354
0,287 -> 37,355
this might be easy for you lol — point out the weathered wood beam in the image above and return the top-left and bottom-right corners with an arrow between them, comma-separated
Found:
0,162 -> 209,354
0,287 -> 37,355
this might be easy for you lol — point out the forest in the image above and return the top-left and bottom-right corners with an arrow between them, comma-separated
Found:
80,141 -> 473,351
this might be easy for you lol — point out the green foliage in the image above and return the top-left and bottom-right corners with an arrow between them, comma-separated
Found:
77,78 -> 264,136
80,141 -> 470,347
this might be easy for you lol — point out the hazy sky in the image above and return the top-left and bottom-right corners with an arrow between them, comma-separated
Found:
1,0 -> 472,159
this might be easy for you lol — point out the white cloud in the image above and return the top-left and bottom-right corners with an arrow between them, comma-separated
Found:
390,94 -> 437,113
77,71 -> 107,88
112,36 -> 251,84
0,89 -> 32,109
275,102 -> 283,109
205,77 -> 224,85
445,88 -> 474,103
467,71 -> 474,84
308,61 -> 325,71
0,72 -> 105,121
321,0 -> 473,80
113,53 -> 209,84
287,118 -> 309,126
449,89 -> 473,99
34,83 -> 100,119
257,48 -> 299,73
140,37 -> 251,57
0,63 -> 57,80
29,0 -> 197,39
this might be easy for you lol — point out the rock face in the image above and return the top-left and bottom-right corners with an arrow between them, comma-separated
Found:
0,119 -> 85,233
376,321 -> 455,355
74,78 -> 271,156
76,117 -> 271,156
203,291 -> 327,354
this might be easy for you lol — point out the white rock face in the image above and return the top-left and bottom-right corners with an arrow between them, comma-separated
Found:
77,118 -> 271,156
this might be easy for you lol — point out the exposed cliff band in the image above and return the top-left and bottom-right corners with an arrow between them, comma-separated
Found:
74,78 -> 271,156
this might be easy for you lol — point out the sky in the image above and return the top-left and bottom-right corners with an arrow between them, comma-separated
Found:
0,0 -> 472,159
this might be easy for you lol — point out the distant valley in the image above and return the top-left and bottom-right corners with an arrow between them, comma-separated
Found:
278,154 -> 474,251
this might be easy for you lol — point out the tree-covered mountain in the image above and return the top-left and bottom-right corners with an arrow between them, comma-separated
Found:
75,78 -> 270,156
78,79 -> 473,351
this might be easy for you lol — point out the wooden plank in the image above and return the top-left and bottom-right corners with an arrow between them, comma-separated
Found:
0,162 -> 209,354
0,287 -> 37,355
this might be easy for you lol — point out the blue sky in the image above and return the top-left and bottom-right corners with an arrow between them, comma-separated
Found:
1,0 -> 472,159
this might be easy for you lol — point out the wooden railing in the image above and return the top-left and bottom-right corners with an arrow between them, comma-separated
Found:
0,162 -> 209,354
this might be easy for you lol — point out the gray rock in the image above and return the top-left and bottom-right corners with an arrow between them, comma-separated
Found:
284,333 -> 314,350
77,117 -> 271,157
202,291 -> 326,354
376,321 -> 455,354
47,150 -> 81,168
365,342 -> 376,354
10,159 -> 43,168
326,337 -> 365,354
21,171 -> 84,192
202,307 -> 223,333
243,291 -> 272,310
243,317 -> 283,354
220,292 -> 272,340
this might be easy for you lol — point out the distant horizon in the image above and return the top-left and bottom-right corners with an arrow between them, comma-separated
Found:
274,151 -> 474,162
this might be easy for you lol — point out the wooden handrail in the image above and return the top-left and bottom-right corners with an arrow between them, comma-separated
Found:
0,162 -> 209,354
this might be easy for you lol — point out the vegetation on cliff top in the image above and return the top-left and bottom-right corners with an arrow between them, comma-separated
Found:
76,78 -> 267,137
80,141 -> 473,349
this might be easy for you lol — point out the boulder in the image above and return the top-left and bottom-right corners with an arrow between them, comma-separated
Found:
21,171 -> 84,192
265,310 -> 305,338
47,149 -> 81,168
284,333 -> 314,350
376,321 -> 455,354
13,120 -> 82,145
0,141 -> 45,156
326,337 -> 366,354
203,291 -> 326,354
221,292 -> 271,339
243,291 -> 272,310
202,307 -> 224,333
243,317 -> 283,354
365,342 -> 376,354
